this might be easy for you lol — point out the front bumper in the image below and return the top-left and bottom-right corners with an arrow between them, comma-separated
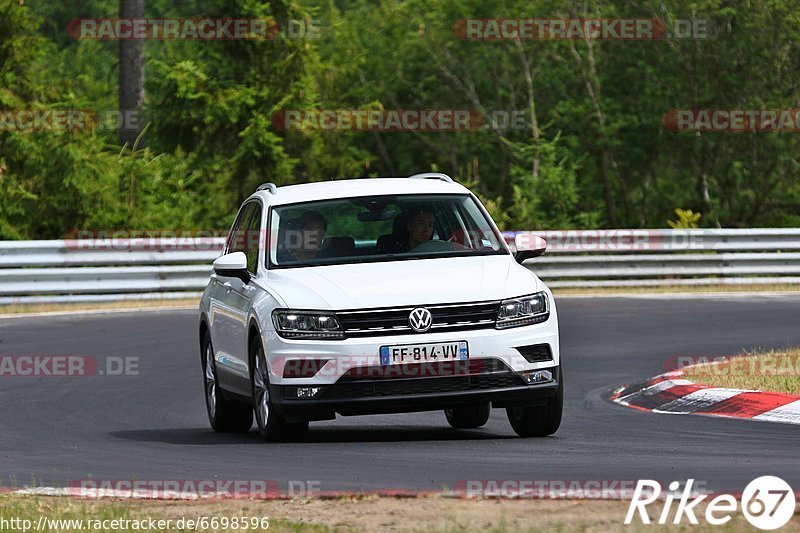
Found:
270,365 -> 560,421
265,317 -> 561,386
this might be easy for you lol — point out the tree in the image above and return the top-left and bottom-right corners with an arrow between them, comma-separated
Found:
118,0 -> 145,148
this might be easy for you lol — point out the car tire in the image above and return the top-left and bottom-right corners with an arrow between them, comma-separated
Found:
251,340 -> 309,442
444,403 -> 491,429
506,367 -> 563,437
202,331 -> 253,433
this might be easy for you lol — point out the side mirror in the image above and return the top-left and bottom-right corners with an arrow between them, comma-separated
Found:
514,234 -> 547,264
213,252 -> 251,283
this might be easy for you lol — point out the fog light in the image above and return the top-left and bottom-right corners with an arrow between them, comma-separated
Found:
522,369 -> 553,384
296,386 -> 323,398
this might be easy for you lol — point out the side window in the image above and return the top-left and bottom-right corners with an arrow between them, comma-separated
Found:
225,203 -> 255,255
227,202 -> 262,274
243,204 -> 262,274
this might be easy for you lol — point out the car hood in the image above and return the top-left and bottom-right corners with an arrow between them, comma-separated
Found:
261,255 -> 543,309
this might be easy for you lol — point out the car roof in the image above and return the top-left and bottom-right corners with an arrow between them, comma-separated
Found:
250,177 -> 471,206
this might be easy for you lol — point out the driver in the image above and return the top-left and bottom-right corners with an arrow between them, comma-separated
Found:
406,207 -> 435,250
286,210 -> 327,262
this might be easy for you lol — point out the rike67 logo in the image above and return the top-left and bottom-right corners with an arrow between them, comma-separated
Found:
626,476 -> 795,530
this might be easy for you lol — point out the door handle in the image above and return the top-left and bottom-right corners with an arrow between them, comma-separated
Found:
222,281 -> 232,292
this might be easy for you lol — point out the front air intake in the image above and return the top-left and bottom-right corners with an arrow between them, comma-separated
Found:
514,344 -> 553,363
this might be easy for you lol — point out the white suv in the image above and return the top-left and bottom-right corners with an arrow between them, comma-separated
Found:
199,173 -> 561,441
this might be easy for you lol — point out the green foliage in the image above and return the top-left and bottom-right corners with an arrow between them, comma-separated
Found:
668,208 -> 702,229
504,134 -> 583,230
2,0 -> 800,239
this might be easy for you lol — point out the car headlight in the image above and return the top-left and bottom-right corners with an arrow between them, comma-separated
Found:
496,292 -> 549,329
272,310 -> 344,339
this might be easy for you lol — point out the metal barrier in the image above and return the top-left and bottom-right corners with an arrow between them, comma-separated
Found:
0,238 -> 223,304
1,229 -> 799,303
502,229 -> 800,288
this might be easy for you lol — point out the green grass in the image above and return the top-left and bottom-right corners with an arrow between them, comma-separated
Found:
2,494 -> 795,532
682,349 -> 800,394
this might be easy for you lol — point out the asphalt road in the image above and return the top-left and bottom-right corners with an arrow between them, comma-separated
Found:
1,295 -> 799,494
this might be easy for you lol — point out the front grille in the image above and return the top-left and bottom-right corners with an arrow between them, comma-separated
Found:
323,372 -> 527,400
337,301 -> 499,337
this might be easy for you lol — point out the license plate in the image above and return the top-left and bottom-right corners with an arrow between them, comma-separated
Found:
380,341 -> 468,365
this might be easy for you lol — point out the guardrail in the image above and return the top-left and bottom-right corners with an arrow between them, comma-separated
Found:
1,229 -> 798,303
502,229 -> 800,288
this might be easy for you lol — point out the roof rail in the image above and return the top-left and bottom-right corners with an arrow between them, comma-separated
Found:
256,182 -> 278,194
408,172 -> 454,183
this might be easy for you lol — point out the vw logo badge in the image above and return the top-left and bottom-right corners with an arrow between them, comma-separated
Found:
408,307 -> 433,333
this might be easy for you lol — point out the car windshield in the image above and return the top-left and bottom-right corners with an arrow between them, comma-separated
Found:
268,193 -> 507,268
